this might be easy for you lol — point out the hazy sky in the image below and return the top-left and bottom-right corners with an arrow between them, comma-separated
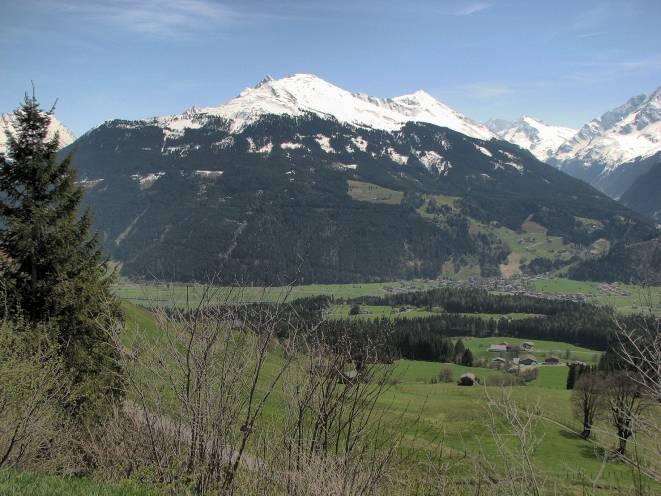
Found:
2,0 -> 660,135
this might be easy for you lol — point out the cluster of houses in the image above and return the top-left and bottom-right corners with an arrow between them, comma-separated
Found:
488,341 -> 561,372
429,276 -> 591,304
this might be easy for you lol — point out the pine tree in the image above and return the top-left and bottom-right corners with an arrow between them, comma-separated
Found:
461,348 -> 474,367
453,338 -> 465,363
566,363 -> 577,389
0,93 -> 121,417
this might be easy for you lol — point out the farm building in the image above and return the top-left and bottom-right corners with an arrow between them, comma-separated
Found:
491,357 -> 506,363
521,341 -> 534,351
519,354 -> 538,366
544,356 -> 560,365
488,344 -> 508,352
458,373 -> 476,386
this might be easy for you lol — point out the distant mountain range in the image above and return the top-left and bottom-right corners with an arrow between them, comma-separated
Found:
37,74 -> 653,284
149,73 -> 496,140
0,112 -> 75,154
1,75 -> 657,283
551,88 -> 660,200
485,116 -> 577,163
486,88 -> 660,221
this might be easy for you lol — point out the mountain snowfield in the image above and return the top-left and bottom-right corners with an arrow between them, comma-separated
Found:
485,116 -> 577,162
0,112 -> 75,154
555,87 -> 660,170
152,74 -> 495,140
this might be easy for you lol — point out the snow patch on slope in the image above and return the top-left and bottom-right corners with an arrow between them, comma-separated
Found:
131,172 -> 166,189
417,150 -> 451,175
386,147 -> 408,165
315,134 -> 335,153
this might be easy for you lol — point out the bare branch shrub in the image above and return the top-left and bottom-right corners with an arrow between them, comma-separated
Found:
275,325 -> 405,495
438,367 -> 454,383
0,320 -> 76,472
477,389 -> 546,496
571,370 -> 606,440
87,282 -> 408,495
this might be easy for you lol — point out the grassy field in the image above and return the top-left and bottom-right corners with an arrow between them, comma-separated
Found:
328,304 -> 437,319
347,179 -> 404,205
114,280 -> 442,307
0,471 -> 158,496
122,304 -> 659,493
116,276 -> 660,315
11,303 -> 655,495
460,336 -> 601,365
328,304 -> 542,321
533,279 -> 661,314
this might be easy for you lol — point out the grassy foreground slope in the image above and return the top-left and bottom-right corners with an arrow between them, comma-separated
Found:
121,303 -> 659,493
5,302 -> 654,495
0,471 -> 158,496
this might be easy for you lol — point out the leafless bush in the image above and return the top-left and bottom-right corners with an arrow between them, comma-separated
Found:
571,371 -> 606,440
477,390 -> 546,496
0,320 -> 77,472
438,367 -> 454,383
484,373 -> 524,387
610,298 -> 660,484
88,282 -> 408,495
277,326 -> 406,495
519,368 -> 538,383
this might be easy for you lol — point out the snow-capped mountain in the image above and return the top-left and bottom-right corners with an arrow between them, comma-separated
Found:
551,87 -> 660,198
151,73 -> 495,140
0,112 -> 75,154
60,72 -> 657,284
485,116 -> 577,162
555,87 -> 660,169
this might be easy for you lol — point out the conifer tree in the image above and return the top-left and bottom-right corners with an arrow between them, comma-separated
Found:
566,363 -> 577,389
0,93 -> 121,417
461,348 -> 474,367
453,338 -> 465,363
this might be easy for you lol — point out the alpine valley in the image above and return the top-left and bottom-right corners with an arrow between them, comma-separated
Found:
58,74 -> 659,284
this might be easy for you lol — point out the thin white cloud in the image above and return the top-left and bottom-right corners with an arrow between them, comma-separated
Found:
455,2 -> 491,16
465,82 -> 513,99
50,0 -> 233,37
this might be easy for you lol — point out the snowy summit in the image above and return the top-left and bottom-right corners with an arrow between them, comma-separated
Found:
0,112 -> 75,155
485,116 -> 577,162
157,74 -> 495,140
555,87 -> 660,169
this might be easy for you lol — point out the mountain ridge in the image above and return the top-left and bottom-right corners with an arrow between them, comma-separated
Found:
60,89 -> 656,283
485,116 -> 577,162
0,112 -> 75,154
131,73 -> 495,141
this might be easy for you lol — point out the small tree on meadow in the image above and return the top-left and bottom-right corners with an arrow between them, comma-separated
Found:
606,372 -> 645,455
571,370 -> 605,439
438,367 -> 454,383
349,304 -> 361,316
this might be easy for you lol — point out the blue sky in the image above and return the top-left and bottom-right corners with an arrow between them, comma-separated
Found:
2,0 -> 660,135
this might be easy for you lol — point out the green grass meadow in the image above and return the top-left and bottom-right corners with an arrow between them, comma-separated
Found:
0,471 -> 158,496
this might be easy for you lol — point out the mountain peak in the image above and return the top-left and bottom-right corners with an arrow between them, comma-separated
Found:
487,115 -> 577,162
189,74 -> 494,139
1,112 -> 75,154
393,90 -> 438,106
556,86 -> 660,168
